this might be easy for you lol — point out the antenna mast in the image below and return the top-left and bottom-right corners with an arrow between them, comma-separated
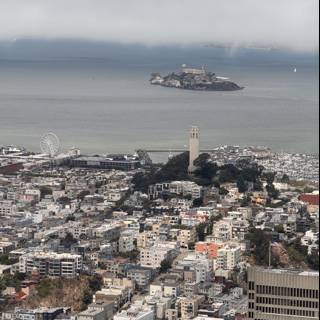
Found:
269,242 -> 272,267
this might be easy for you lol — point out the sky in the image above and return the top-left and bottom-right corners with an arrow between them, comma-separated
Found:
0,0 -> 318,52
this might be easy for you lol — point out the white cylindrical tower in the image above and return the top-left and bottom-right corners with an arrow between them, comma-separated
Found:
188,126 -> 200,173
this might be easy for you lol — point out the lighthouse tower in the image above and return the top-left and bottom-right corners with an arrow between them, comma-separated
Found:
188,126 -> 200,173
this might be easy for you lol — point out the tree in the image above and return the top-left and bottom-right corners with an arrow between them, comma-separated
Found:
196,223 -> 207,241
245,229 -> 273,266
219,187 -> 229,196
0,273 -> 25,294
285,239 -> 308,264
218,164 -> 240,183
266,184 -> 280,199
132,153 -> 190,192
160,259 -> 172,273
57,196 -> 71,206
81,289 -> 93,310
264,172 -> 276,185
194,154 -> 218,185
274,224 -> 284,233
88,275 -> 103,292
193,198 -> 204,207
40,186 -> 52,199
0,254 -> 17,265
60,233 -> 78,249
37,278 -> 54,298
237,176 -> 248,193
307,252 -> 319,270
65,215 -> 75,222
162,192 -> 172,202
281,174 -> 290,183
253,180 -> 264,192
77,190 -> 90,200
240,195 -> 251,207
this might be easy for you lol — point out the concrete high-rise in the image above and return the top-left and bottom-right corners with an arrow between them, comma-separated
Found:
248,267 -> 319,320
188,126 -> 200,173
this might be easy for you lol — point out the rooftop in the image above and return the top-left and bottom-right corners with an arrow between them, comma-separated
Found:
253,267 -> 319,277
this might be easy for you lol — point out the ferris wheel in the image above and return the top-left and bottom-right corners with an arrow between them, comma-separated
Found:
40,133 -> 61,158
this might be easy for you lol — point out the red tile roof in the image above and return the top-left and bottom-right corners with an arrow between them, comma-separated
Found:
299,194 -> 319,206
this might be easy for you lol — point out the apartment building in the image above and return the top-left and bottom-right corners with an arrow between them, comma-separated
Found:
119,230 -> 135,253
114,303 -> 154,320
140,242 -> 179,269
216,245 -> 241,271
248,267 -> 319,320
179,296 -> 205,320
0,241 -> 15,254
77,301 -> 114,320
137,231 -> 157,249
231,219 -> 250,240
19,251 -> 83,278
177,228 -> 197,248
0,200 -> 16,216
195,242 -> 224,259
127,267 -> 153,289
8,308 -> 64,320
212,220 -> 232,243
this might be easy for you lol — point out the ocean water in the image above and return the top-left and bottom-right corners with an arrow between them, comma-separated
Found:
0,42 -> 318,155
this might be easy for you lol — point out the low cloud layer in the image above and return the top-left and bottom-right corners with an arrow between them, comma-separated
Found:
0,0 -> 318,52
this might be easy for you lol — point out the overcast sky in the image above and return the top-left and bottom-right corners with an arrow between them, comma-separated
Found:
0,0 -> 318,52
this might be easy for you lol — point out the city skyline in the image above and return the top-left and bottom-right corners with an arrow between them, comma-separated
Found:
0,1 -> 319,320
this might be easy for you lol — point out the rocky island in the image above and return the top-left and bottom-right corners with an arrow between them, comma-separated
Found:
150,66 -> 244,91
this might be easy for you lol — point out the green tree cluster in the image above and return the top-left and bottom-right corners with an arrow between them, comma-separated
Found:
60,232 -> 78,249
0,254 -> 18,265
0,273 -> 25,295
132,152 -> 267,195
160,259 -> 172,273
245,229 -> 274,266
37,277 -> 55,298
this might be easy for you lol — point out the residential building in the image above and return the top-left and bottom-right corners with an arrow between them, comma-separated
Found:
212,220 -> 232,243
19,251 -> 83,278
127,267 -> 154,289
77,302 -> 114,320
178,228 -> 197,248
0,241 -> 15,254
0,200 -> 16,216
119,230 -> 135,253
179,295 -> 205,320
216,245 -> 241,271
195,242 -> 224,259
140,242 -> 179,269
113,303 -> 154,320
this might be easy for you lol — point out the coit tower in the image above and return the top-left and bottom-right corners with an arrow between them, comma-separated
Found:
188,126 -> 200,173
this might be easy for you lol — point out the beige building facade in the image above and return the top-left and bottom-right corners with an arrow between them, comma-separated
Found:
248,267 -> 319,320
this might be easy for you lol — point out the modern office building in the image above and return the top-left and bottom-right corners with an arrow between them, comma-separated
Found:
248,267 -> 319,320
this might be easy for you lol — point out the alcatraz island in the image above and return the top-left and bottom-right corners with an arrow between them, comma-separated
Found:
150,65 -> 244,91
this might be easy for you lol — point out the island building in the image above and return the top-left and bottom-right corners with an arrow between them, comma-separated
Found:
188,126 -> 200,173
182,65 -> 206,75
248,267 -> 319,320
